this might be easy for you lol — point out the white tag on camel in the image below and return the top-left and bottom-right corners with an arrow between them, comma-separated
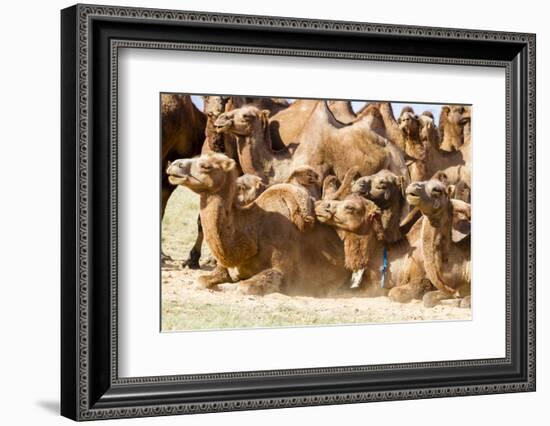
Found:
349,269 -> 365,289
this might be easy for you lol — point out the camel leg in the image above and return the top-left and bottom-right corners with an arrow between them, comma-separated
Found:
198,265 -> 232,289
388,278 -> 433,303
459,295 -> 471,309
181,215 -> 203,269
423,290 -> 453,308
161,185 -> 174,264
237,269 -> 284,296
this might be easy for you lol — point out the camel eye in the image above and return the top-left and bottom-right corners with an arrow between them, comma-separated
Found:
431,188 -> 442,197
199,163 -> 212,171
345,205 -> 356,213
242,113 -> 254,120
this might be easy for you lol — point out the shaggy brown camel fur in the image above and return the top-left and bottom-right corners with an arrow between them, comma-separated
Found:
161,94 -> 207,266
351,169 -> 407,244
315,175 -> 431,299
405,179 -> 471,308
166,153 -> 349,295
235,174 -> 266,206
214,103 -> 409,185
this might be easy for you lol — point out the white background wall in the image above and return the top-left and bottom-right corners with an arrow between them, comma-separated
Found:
0,0 -> 546,424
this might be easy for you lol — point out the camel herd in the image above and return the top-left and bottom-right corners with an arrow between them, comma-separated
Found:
162,94 -> 471,308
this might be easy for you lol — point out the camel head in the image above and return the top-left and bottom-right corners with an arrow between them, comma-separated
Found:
315,194 -> 385,272
439,105 -> 471,152
406,179 -> 471,242
352,169 -> 407,244
315,195 -> 383,237
405,179 -> 451,217
166,152 -> 237,194
432,170 -> 471,203
202,95 -> 230,119
418,113 -> 440,149
235,174 -> 266,206
213,105 -> 270,137
287,165 -> 320,187
352,169 -> 405,205
397,108 -> 420,138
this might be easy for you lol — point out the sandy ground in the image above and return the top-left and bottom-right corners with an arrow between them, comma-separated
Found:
161,187 -> 471,332
161,267 -> 471,331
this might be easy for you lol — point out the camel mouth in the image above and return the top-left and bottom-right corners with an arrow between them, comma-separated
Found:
351,181 -> 369,195
405,186 -> 423,205
214,121 -> 233,134
168,175 -> 188,185
406,193 -> 421,205
167,172 -> 203,186
315,206 -> 334,222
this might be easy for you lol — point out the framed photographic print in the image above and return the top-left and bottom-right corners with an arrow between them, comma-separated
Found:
61,3 -> 536,421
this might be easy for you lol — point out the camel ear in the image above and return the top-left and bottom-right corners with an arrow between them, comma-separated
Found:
286,169 -> 297,183
451,200 -> 471,243
439,106 -> 450,137
446,184 -> 456,198
397,175 -> 406,200
433,171 -> 449,185
332,166 -> 360,200
220,158 -> 236,172
454,181 -> 471,203
366,204 -> 385,241
322,175 -> 340,200
260,109 -> 270,127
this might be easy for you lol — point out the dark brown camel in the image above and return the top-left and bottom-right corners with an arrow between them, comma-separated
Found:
161,94 -> 207,268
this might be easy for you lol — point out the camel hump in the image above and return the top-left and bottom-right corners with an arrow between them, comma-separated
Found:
255,183 -> 315,231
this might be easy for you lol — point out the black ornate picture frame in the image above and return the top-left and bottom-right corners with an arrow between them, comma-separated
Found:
61,3 -> 536,421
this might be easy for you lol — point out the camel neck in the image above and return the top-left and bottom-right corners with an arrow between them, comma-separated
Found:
235,130 -> 291,184
441,125 -> 464,152
199,177 -> 256,267
341,228 -> 380,271
421,204 -> 456,294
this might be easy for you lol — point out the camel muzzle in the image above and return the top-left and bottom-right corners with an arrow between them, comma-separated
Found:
166,158 -> 193,178
213,115 -> 233,133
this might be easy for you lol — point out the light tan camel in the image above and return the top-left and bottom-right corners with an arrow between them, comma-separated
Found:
166,153 -> 349,296
315,172 -> 431,299
405,179 -> 471,307
377,103 -> 471,183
